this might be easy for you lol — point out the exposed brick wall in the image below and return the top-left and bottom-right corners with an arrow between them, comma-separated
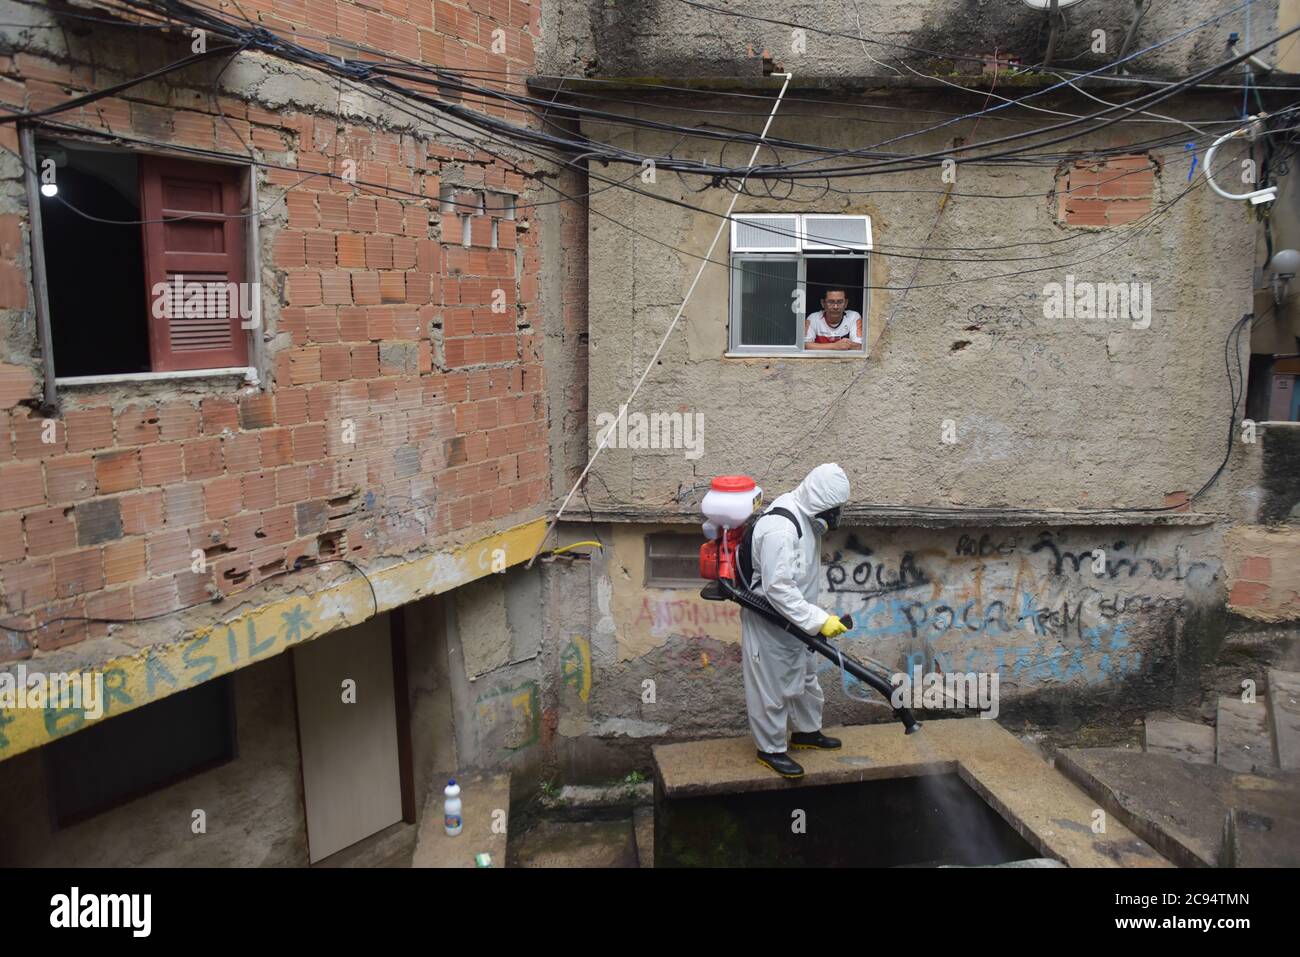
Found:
1226,526 -> 1300,622
1056,152 -> 1157,227
0,1 -> 551,660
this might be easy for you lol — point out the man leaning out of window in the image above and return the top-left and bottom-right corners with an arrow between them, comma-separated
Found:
804,288 -> 862,351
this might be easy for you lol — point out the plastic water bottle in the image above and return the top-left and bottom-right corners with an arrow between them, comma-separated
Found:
443,779 -> 463,836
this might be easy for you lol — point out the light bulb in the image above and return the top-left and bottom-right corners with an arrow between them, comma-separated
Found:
40,183 -> 57,197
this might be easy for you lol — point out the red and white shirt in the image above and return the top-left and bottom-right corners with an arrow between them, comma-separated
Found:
804,310 -> 863,345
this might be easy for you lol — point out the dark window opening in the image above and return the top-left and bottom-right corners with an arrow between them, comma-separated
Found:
35,139 -> 250,378
806,257 -> 866,321
645,533 -> 706,588
44,675 -> 237,828
38,141 -> 150,377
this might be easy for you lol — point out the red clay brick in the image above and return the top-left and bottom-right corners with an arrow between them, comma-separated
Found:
64,407 -> 114,452
200,398 -> 240,435
205,475 -> 244,520
222,433 -> 261,473
45,455 -> 95,502
54,548 -> 104,598
184,438 -> 224,481
116,405 -> 161,445
1238,556 -> 1272,582
1229,580 -> 1269,607
140,444 -> 186,487
242,470 -> 278,510
120,490 -> 165,535
2,557 -> 55,610
104,538 -> 146,586
148,528 -> 194,576
157,402 -> 201,441
239,393 -> 276,430
24,506 -> 76,556
95,450 -> 141,494
164,484 -> 206,527
132,576 -> 180,619
260,428 -> 295,467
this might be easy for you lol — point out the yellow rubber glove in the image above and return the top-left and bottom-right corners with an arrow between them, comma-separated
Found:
819,615 -> 848,638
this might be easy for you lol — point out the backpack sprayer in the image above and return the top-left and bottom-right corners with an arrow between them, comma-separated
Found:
697,475 -> 921,734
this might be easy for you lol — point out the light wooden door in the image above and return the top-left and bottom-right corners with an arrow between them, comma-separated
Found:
294,615 -> 403,863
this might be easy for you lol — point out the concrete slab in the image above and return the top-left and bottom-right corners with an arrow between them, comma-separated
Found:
1143,716 -> 1215,765
1217,696 -> 1276,773
1267,670 -> 1300,771
652,718 -> 1170,868
633,805 -> 654,868
1056,748 -> 1300,867
1224,804 -> 1300,867
411,770 -> 510,868
509,819 -> 638,868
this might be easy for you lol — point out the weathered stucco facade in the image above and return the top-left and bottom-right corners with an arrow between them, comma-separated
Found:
2,0 -> 1299,867
527,0 -> 1300,773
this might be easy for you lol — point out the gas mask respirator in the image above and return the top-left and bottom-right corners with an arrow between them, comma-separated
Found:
813,506 -> 842,536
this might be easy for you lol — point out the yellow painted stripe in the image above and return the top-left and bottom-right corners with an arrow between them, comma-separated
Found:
0,517 -> 548,762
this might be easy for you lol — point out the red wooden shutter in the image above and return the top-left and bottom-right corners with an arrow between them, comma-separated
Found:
140,156 -> 248,372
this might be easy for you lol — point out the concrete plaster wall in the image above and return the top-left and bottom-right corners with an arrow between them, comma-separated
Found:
537,519 -> 1236,767
539,0 -> 1281,81
577,96 -> 1259,515
434,564 -> 551,793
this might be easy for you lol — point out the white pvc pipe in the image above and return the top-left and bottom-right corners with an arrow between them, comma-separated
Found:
1203,121 -> 1277,204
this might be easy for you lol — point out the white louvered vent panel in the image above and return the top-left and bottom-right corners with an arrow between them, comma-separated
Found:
731,214 -> 800,251
801,215 -> 871,251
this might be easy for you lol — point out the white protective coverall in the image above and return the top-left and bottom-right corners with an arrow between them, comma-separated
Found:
740,463 -> 851,754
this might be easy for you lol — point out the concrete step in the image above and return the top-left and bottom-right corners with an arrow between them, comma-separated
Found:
1143,715 -> 1215,765
1223,802 -> 1300,867
1216,696 -> 1276,773
508,818 -> 639,868
411,770 -> 510,868
1057,748 -> 1300,868
633,805 -> 654,868
1267,670 -> 1300,771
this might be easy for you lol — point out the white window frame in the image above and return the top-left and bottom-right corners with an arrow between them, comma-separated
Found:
644,532 -> 707,588
728,213 -> 871,357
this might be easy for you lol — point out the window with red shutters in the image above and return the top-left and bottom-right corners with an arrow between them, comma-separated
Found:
140,156 -> 249,372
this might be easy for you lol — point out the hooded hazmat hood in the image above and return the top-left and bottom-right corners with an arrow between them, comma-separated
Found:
790,463 -> 850,517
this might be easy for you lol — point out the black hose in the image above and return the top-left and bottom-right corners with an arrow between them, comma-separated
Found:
705,578 -> 922,734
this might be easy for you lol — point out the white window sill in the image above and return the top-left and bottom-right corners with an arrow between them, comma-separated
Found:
724,351 -> 868,359
55,367 -> 259,387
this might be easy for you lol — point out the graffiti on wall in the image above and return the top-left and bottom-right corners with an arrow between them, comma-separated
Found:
475,680 -> 540,753
635,596 -> 739,639
561,635 -> 592,702
819,530 -> 1217,689
0,517 -> 551,763
613,528 -> 1219,695
0,604 -> 314,754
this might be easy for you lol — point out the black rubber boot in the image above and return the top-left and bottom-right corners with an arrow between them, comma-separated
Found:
790,730 -> 842,750
755,750 -> 804,779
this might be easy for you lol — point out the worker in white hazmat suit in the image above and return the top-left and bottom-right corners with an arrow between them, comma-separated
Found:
741,463 -> 851,779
